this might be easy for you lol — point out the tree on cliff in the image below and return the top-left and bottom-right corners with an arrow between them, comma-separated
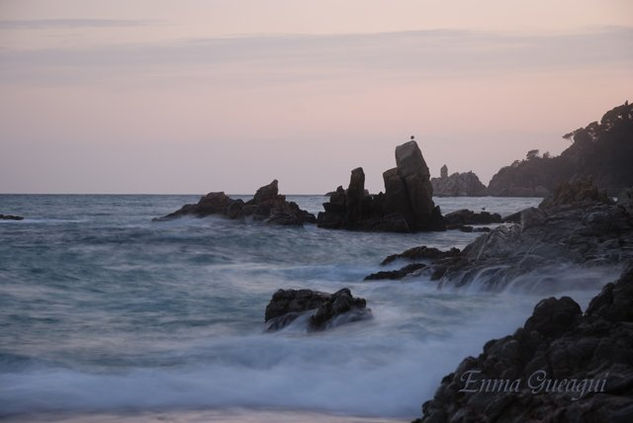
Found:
488,101 -> 633,196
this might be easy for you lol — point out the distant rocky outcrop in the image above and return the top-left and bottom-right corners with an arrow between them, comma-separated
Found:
431,165 -> 488,196
0,214 -> 23,221
415,262 -> 633,423
153,180 -> 316,226
317,139 -> 445,232
264,288 -> 371,331
487,102 -> 633,197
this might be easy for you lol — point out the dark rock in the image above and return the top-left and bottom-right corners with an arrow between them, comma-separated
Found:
364,263 -> 426,280
431,165 -> 488,197
415,263 -> 633,422
381,246 -> 461,265
437,180 -> 633,290
153,180 -> 316,226
443,209 -> 502,227
523,296 -> 581,338
539,178 -> 612,210
503,211 -> 522,223
264,288 -> 371,331
395,140 -> 435,228
0,214 -> 24,221
618,187 -> 633,216
317,139 -> 444,232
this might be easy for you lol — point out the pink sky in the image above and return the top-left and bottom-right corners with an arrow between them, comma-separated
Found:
1,0 -> 632,193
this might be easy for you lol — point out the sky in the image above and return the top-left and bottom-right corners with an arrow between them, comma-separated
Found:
1,1 -> 632,194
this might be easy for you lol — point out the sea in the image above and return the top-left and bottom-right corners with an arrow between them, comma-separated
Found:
0,195 -> 620,422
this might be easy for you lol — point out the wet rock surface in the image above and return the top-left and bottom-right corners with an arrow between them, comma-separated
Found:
364,263 -> 427,281
434,182 -> 633,290
415,263 -> 633,423
381,246 -> 461,265
153,180 -> 316,226
264,288 -> 371,331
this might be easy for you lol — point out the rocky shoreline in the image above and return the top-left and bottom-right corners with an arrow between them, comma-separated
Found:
414,262 -> 633,423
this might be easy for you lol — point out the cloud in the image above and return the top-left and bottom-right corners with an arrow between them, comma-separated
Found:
1,27 -> 632,84
0,19 -> 154,29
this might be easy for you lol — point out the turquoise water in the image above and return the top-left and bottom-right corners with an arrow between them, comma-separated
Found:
0,195 -> 608,419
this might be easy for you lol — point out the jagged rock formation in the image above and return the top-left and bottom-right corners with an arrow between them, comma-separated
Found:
487,102 -> 633,197
415,262 -> 633,423
433,181 -> 633,290
317,139 -> 445,232
364,246 -> 461,281
153,180 -> 316,226
431,165 -> 488,197
264,288 -> 371,331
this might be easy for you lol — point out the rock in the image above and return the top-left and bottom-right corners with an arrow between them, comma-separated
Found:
415,263 -> 633,423
381,246 -> 461,265
317,139 -> 445,232
523,296 -> 581,338
253,179 -> 279,203
539,178 -> 612,210
153,180 -> 316,225
264,288 -> 371,331
364,263 -> 426,280
436,180 -> 633,290
443,209 -> 502,227
0,214 -> 24,221
617,187 -> 633,216
431,166 -> 488,197
395,140 -> 435,229
383,167 -> 414,227
520,207 -> 547,230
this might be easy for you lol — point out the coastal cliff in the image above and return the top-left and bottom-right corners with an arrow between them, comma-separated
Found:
487,102 -> 633,197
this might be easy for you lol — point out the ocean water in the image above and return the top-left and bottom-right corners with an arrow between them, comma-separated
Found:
0,195 -> 618,421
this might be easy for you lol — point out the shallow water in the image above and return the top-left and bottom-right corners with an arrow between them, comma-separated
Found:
0,195 -> 613,420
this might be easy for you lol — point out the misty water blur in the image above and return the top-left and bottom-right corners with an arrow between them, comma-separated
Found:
0,195 -> 614,419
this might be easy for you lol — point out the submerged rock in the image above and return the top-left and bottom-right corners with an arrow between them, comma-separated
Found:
364,263 -> 427,281
317,139 -> 444,232
0,214 -> 24,221
264,288 -> 371,332
153,180 -> 316,226
415,263 -> 633,423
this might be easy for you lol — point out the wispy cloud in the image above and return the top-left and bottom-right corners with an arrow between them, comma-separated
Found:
1,27 -> 632,84
0,19 -> 154,29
